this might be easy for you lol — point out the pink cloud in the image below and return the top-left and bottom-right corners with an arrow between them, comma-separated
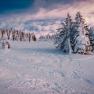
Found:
1,0 -> 94,25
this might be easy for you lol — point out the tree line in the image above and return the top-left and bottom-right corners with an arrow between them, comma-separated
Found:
0,28 -> 36,42
0,28 -> 36,49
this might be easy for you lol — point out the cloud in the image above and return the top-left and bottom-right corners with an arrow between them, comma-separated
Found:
31,0 -> 94,24
1,0 -> 94,25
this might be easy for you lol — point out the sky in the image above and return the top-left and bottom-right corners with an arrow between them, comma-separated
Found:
0,0 -> 81,13
0,0 -> 94,24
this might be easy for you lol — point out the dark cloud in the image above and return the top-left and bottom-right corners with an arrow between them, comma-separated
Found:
0,0 -> 94,24
0,0 -> 93,14
0,0 -> 34,14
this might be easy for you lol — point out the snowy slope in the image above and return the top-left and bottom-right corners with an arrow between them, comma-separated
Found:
0,40 -> 94,94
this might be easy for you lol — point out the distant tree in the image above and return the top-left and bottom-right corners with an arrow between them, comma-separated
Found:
1,29 -> 5,39
32,33 -> 37,41
28,33 -> 31,42
6,29 -> 11,40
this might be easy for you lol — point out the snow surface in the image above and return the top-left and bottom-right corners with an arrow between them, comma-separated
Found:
0,40 -> 94,94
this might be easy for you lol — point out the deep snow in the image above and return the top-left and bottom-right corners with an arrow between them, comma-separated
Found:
0,40 -> 94,94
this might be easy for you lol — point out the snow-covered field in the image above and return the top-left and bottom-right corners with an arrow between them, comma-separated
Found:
0,40 -> 94,94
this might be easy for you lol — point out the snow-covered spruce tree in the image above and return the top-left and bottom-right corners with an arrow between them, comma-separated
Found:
74,12 -> 92,54
55,13 -> 73,53
55,12 -> 92,54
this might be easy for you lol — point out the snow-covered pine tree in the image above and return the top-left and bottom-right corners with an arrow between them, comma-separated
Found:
55,12 -> 92,54
88,27 -> 94,51
74,12 -> 91,54
69,20 -> 79,53
55,13 -> 72,53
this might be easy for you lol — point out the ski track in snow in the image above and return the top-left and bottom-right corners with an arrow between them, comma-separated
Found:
0,40 -> 94,94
